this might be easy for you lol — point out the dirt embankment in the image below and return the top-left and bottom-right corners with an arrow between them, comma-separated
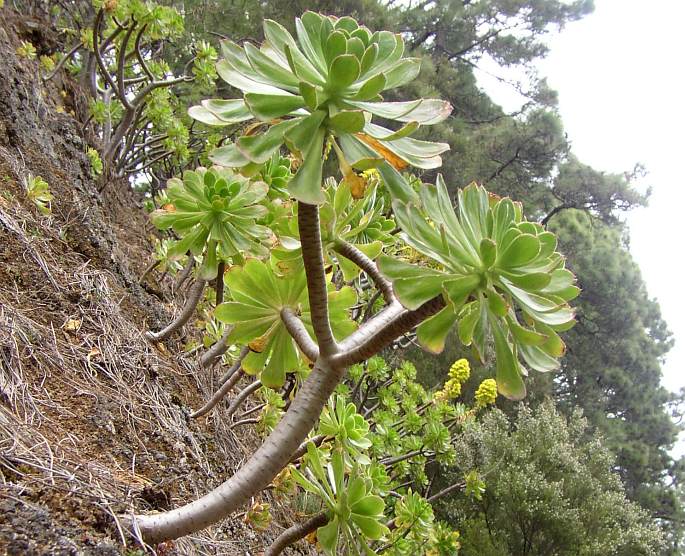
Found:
0,8 -> 313,556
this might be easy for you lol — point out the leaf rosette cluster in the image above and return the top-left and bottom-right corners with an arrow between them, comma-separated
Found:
150,167 -> 272,279
189,12 -> 452,204
380,177 -> 579,399
293,445 -> 388,554
214,259 -> 357,388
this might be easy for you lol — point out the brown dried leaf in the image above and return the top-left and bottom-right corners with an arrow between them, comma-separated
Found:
355,133 -> 408,170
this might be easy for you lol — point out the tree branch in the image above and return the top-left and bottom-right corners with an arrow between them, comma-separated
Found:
333,240 -> 394,303
190,368 -> 244,419
127,358 -> 345,542
280,308 -> 319,362
540,203 -> 570,226
226,380 -> 262,419
335,297 -> 445,367
218,345 -> 250,386
289,434 -> 327,463
265,512 -> 329,556
200,326 -> 232,369
145,279 -> 206,342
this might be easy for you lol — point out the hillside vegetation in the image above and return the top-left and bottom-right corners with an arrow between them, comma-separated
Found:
0,1 -> 681,555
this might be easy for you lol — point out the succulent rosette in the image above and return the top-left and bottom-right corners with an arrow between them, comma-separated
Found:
214,259 -> 357,388
292,445 -> 388,554
188,12 -> 452,204
378,172 -> 579,400
150,167 -> 272,279
271,177 -> 395,280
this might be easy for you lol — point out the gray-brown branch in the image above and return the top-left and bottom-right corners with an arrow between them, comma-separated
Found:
280,308 -> 319,362
200,327 -> 232,369
126,358 -> 345,542
335,297 -> 445,367
226,380 -> 262,419
145,279 -> 205,342
190,368 -> 245,419
298,203 -> 337,356
218,345 -> 250,386
333,240 -> 394,303
265,512 -> 329,556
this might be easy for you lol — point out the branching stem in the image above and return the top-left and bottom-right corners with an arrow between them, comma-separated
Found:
191,368 -> 244,419
145,279 -> 206,342
298,203 -> 337,357
333,240 -> 394,303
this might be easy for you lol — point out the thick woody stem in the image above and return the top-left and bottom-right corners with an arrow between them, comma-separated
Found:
335,297 -> 445,367
298,203 -> 337,357
116,20 -> 136,110
126,358 -> 345,542
280,308 -> 319,362
333,240 -> 394,303
265,512 -> 329,556
145,279 -> 206,343
215,261 -> 226,306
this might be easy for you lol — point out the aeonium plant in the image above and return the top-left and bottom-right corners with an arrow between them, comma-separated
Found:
291,444 -> 389,555
213,258 -> 357,388
127,11 -> 576,550
188,11 -> 452,204
378,169 -> 579,399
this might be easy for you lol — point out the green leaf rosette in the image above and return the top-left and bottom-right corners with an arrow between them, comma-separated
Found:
214,259 -> 357,388
189,12 -> 452,204
271,178 -> 395,280
150,167 -> 272,279
379,172 -> 579,400
292,445 -> 388,554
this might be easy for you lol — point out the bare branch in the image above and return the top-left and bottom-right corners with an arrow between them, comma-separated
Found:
117,19 -> 136,110
226,380 -> 262,419
333,240 -> 394,304
289,434 -> 327,463
145,279 -> 206,342
200,326 -> 232,369
134,22 -> 155,81
43,42 -> 82,81
335,297 -> 445,367
265,512 -> 329,556
280,308 -> 319,362
191,368 -> 244,419
218,345 -> 250,386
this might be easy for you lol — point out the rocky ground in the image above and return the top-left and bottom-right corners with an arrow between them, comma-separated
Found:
0,7 -> 315,555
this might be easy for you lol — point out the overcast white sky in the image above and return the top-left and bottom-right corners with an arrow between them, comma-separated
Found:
475,0 -> 684,402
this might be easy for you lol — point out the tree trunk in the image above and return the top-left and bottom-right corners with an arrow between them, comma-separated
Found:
126,357 -> 344,542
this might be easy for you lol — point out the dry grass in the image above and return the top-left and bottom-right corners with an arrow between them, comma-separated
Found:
0,144 -> 308,556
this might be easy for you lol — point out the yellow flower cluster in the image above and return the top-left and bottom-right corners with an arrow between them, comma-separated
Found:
475,379 -> 498,408
434,359 -> 471,402
449,358 -> 471,383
